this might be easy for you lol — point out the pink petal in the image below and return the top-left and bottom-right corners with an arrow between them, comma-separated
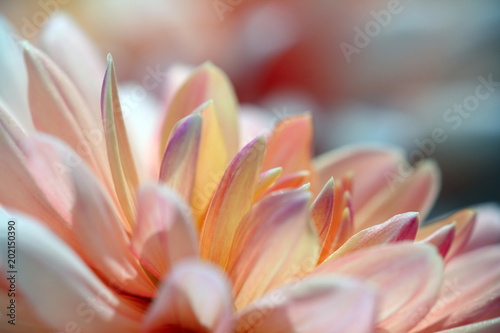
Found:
102,55 -> 140,228
418,224 -> 456,258
262,114 -> 314,178
159,113 -> 201,202
0,211 -> 142,332
327,212 -> 419,260
21,40 -> 112,191
38,13 -> 105,117
355,160 -> 440,231
417,209 -> 476,261
411,245 -> 500,332
463,204 -> 500,252
131,184 -> 198,280
69,141 -> 156,298
314,243 -> 443,332
237,276 -> 377,333
15,134 -> 84,249
0,20 -> 33,130
25,134 -> 154,297
0,110 -> 76,247
143,260 -> 235,333
200,136 -> 266,269
227,189 -> 319,309
314,144 -> 403,211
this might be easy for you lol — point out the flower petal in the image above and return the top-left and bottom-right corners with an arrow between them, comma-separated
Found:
314,144 -> 403,210
27,134 -> 154,297
418,223 -> 456,258
38,12 -> 105,117
143,260 -> 235,333
69,142 -> 156,298
311,178 -> 335,245
158,62 -> 239,159
159,113 -> 201,202
237,275 -> 377,333
263,170 -> 311,195
314,243 -> 443,332
227,189 -> 319,309
0,109 -> 76,246
21,40 -> 111,190
417,209 -> 476,261
253,167 -> 283,201
262,114 -> 314,178
131,184 -> 198,280
0,210 -> 52,333
463,204 -> 500,252
412,245 -> 500,332
326,212 -> 419,260
435,317 -> 500,333
200,136 -> 266,269
102,54 -> 140,228
0,211 -> 142,332
355,160 -> 440,231
119,83 -> 163,182
0,19 -> 33,130
318,174 -> 354,261
191,101 -> 230,227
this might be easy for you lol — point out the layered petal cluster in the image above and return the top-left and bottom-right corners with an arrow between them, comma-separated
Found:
0,15 -> 499,333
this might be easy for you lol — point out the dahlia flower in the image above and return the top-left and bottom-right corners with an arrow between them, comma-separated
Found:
0,16 -> 499,333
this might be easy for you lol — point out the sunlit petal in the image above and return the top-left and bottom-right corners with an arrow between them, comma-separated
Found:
131,184 -> 198,280
143,260 -> 235,333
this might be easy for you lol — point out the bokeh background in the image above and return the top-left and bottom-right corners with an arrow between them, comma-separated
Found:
1,0 -> 499,218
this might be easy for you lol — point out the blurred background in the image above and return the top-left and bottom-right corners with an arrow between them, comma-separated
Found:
1,0 -> 499,218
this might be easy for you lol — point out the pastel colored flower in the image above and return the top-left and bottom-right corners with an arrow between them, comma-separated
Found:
0,16 -> 499,333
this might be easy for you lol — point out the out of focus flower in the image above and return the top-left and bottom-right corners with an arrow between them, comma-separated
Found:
3,0 -> 500,213
0,16 -> 499,333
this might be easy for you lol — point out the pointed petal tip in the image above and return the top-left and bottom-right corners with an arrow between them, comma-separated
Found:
418,158 -> 442,181
395,212 -> 420,239
194,99 -> 214,112
419,223 -> 456,258
398,211 -> 420,227
241,134 -> 266,155
200,61 -> 221,72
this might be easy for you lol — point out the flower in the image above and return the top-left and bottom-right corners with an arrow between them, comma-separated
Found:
0,16 -> 499,333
